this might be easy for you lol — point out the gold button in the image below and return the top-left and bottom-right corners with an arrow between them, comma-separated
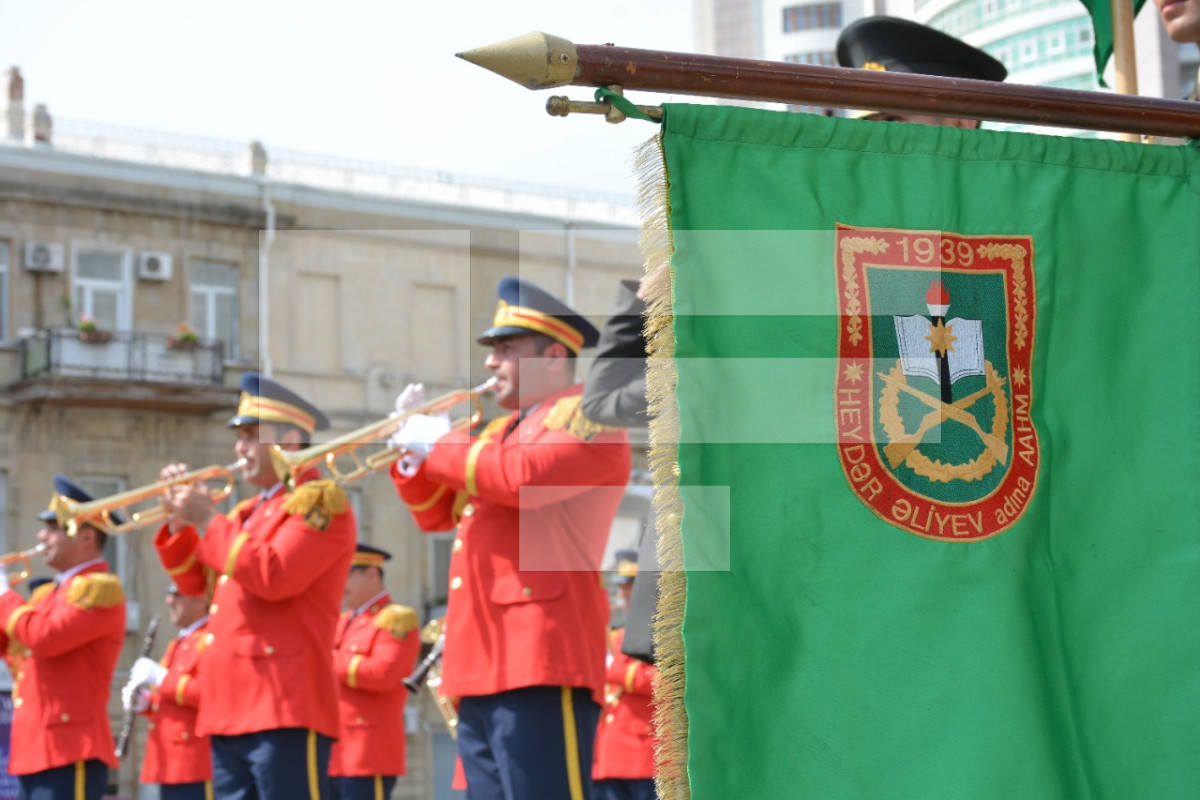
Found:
204,633 -> 214,646
60,713 -> 69,722
13,698 -> 21,708
606,713 -> 615,724
450,576 -> 462,590
181,731 -> 189,740
218,575 -> 229,584
356,716 -> 364,725
350,644 -> 358,652
453,539 -> 463,552
264,645 -> 275,655
461,503 -> 475,516
209,604 -> 218,614
521,586 -> 532,597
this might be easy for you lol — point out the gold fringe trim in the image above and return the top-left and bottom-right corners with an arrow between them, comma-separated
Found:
635,132 -> 690,800
374,603 -> 420,638
66,573 -> 125,609
29,582 -> 55,606
282,479 -> 349,530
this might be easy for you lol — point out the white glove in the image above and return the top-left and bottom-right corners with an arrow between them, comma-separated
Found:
129,656 -> 168,689
0,569 -> 9,594
121,683 -> 152,713
393,382 -> 426,415
389,412 -> 451,465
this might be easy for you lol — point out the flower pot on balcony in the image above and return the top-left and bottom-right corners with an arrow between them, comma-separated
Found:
167,337 -> 199,351
78,330 -> 112,344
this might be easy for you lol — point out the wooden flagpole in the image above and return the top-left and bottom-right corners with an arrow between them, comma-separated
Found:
459,32 -> 1200,139
1110,0 -> 1142,142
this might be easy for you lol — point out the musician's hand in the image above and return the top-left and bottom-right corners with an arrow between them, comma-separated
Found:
394,382 -> 426,415
121,683 -> 152,713
129,656 -> 168,688
388,413 -> 451,465
158,463 -> 216,533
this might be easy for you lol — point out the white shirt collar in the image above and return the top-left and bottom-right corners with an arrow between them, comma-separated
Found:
178,616 -> 209,638
57,557 -> 105,584
354,590 -> 388,617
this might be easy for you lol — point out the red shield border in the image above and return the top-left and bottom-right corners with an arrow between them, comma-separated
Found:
834,224 -> 1040,542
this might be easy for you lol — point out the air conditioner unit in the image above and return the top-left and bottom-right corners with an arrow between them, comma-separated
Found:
23,242 -> 64,273
138,251 -> 173,281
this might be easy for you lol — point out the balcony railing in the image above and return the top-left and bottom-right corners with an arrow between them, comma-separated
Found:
19,328 -> 225,384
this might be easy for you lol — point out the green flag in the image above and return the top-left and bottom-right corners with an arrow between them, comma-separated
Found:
644,105 -> 1200,798
1079,0 -> 1147,85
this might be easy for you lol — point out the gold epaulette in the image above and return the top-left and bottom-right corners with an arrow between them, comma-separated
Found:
227,496 -> 259,521
29,582 -> 55,606
544,395 -> 621,441
66,573 -> 125,609
481,415 -> 510,440
374,604 -> 420,638
282,479 -> 349,531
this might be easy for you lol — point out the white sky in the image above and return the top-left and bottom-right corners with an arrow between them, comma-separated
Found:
0,0 -> 696,199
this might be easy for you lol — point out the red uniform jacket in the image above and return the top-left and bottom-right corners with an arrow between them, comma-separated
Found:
140,621 -> 212,785
155,470 -> 356,739
329,595 -> 421,777
0,561 -> 125,774
593,628 -> 657,780
392,385 -> 631,705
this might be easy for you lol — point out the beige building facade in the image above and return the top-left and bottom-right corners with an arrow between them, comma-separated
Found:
0,89 -> 646,798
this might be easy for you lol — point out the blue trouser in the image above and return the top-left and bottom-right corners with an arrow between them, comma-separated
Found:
596,778 -> 657,800
457,686 -> 600,800
329,775 -> 397,800
17,760 -> 107,800
161,781 -> 215,800
211,728 -> 332,800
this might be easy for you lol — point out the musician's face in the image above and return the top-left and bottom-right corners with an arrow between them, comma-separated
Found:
166,587 -> 208,628
1154,0 -> 1200,43
37,522 -> 92,572
484,334 -> 569,411
234,423 -> 299,489
343,565 -> 381,611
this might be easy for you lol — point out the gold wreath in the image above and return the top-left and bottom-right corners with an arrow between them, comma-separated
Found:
878,360 -> 1009,483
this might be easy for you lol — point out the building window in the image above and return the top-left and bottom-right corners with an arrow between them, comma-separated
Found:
189,260 -> 239,359
785,51 -> 837,67
0,241 -> 8,343
76,475 -> 138,629
782,2 -> 842,32
429,532 -> 455,610
73,248 -> 132,332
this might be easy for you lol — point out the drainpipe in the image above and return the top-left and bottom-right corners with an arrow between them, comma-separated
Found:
250,141 -> 274,378
565,222 -> 577,307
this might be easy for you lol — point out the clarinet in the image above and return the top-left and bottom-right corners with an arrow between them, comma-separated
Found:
403,633 -> 444,695
115,615 -> 160,759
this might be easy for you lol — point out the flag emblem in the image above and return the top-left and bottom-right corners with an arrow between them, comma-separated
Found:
835,225 -> 1040,541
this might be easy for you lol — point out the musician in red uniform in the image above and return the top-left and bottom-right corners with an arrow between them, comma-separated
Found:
122,583 -> 212,800
593,550 -> 658,800
155,372 -> 357,800
0,475 -> 126,800
389,276 -> 632,800
329,543 -> 421,800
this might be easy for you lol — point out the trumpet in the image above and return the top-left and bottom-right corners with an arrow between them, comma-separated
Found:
62,460 -> 248,536
271,378 -> 497,485
0,544 -> 46,585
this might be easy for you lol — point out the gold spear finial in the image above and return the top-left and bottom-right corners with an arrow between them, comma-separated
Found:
456,31 -> 578,90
